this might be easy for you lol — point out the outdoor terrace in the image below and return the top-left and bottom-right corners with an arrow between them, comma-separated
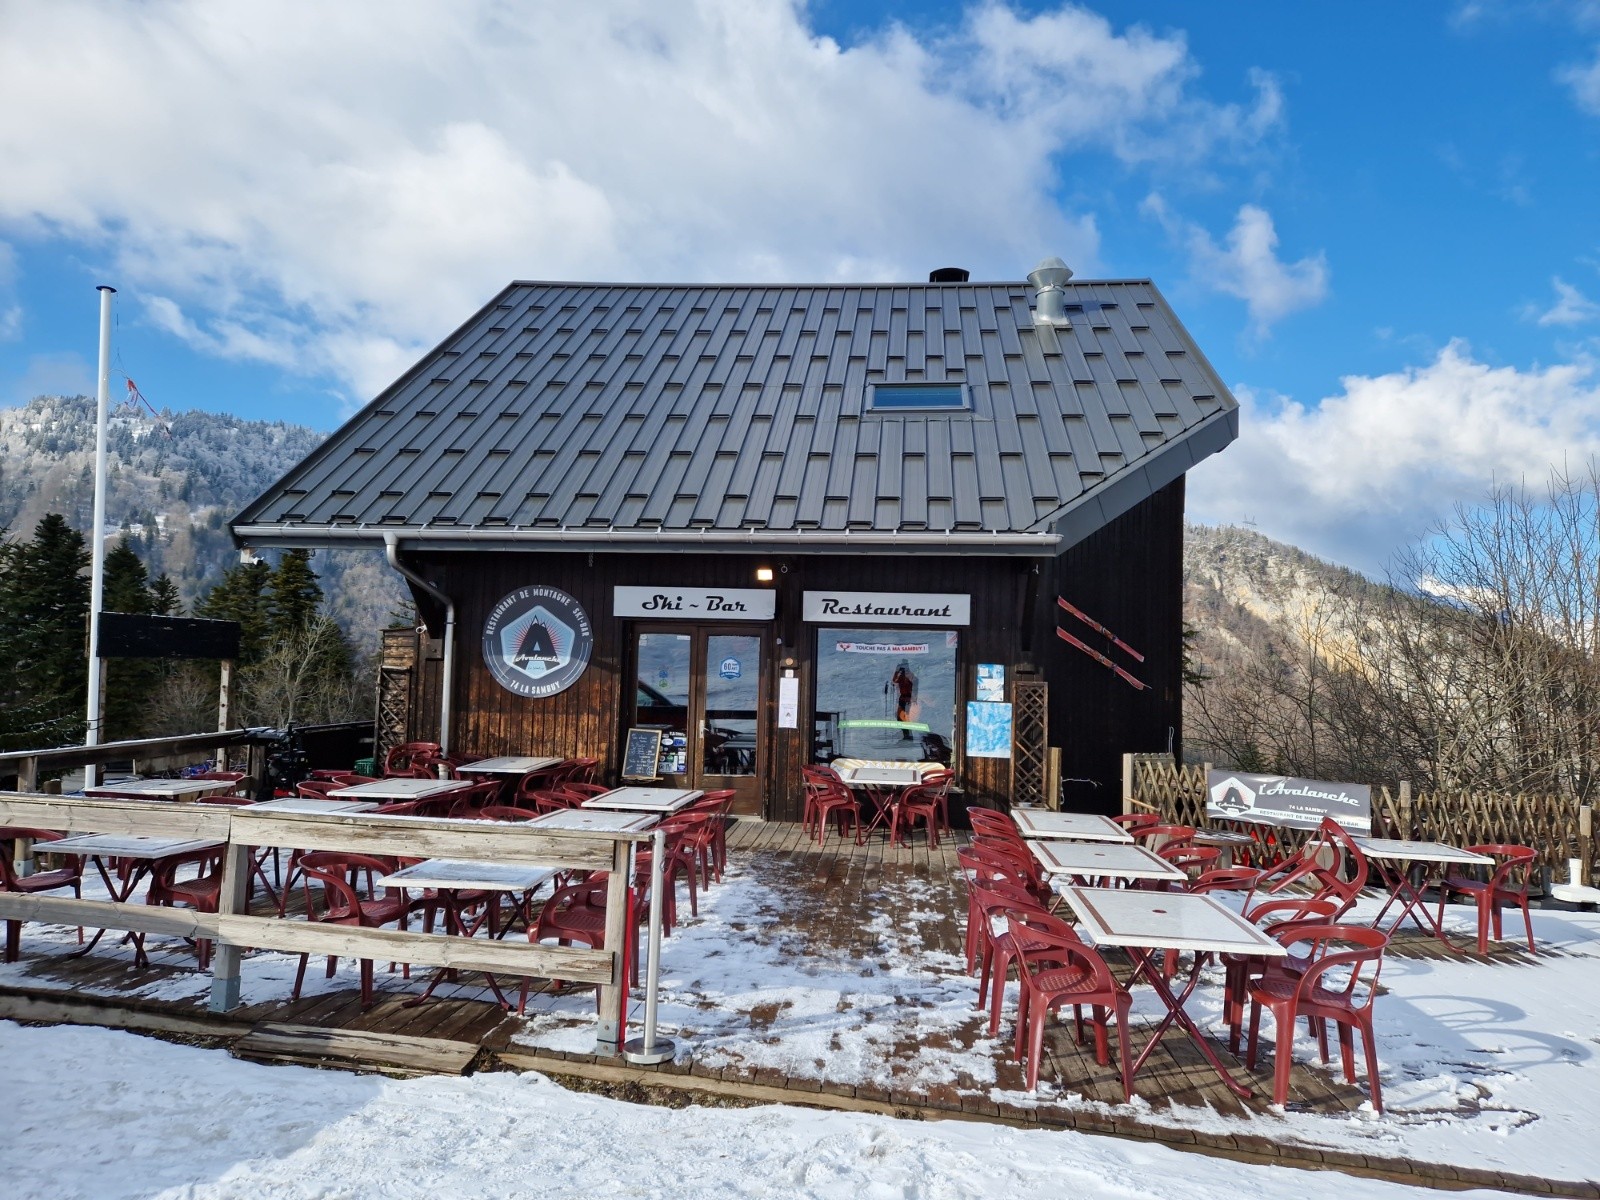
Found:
3,819 -> 1596,1196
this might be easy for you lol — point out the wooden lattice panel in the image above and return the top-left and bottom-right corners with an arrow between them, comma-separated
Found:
1135,756 -> 1588,880
375,666 -> 410,763
1010,679 -> 1048,808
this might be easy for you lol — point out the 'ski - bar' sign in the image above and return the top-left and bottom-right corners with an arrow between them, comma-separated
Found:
1206,770 -> 1372,834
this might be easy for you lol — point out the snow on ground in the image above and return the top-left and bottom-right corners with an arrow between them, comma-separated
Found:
0,1020 -> 1523,1200
6,847 -> 1600,1189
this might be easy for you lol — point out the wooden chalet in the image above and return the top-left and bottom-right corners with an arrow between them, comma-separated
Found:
233,260 -> 1238,821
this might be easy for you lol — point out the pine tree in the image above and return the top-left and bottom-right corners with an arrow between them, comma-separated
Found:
101,536 -> 160,740
268,549 -> 324,639
194,560 -> 273,664
0,514 -> 91,742
150,573 -> 182,616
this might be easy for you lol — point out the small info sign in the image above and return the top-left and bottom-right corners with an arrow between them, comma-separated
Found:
1205,770 -> 1372,834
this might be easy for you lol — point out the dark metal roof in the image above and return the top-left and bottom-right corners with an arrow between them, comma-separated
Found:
233,278 -> 1237,556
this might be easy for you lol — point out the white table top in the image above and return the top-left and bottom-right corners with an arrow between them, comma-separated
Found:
1010,810 -> 1133,843
250,797 -> 380,815
582,787 -> 703,813
1030,840 -> 1186,882
43,833 -> 226,860
1354,837 -> 1495,866
375,859 -> 557,892
82,778 -> 231,800
455,755 -> 565,775
327,778 -> 469,801
837,766 -> 922,786
527,808 -> 659,833
1057,886 -> 1289,956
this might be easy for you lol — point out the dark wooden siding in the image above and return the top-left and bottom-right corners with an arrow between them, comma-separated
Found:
397,478 -> 1184,820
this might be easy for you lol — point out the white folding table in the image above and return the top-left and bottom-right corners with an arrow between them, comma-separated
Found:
249,797 -> 379,815
528,808 -> 659,833
82,778 -> 233,802
1056,885 -> 1288,1099
326,778 -> 470,802
581,787 -> 702,814
455,756 -> 565,776
1029,840 -> 1186,886
42,833 -> 226,966
1354,837 -> 1494,950
1010,810 -> 1133,843
375,859 -> 559,1009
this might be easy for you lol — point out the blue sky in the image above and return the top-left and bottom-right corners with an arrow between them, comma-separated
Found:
2,0 -> 1599,574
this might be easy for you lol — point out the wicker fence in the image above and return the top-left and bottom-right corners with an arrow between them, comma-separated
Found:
1122,753 -> 1595,887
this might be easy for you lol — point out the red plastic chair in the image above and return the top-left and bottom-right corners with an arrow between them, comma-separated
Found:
146,848 -> 225,968
383,742 -> 442,777
1246,922 -> 1390,1112
973,884 -> 1058,1035
1259,816 -> 1368,917
1223,897 -> 1340,1052
1111,812 -> 1161,832
1436,843 -> 1538,955
1010,910 -> 1133,1097
957,848 -> 1051,970
813,778 -> 860,844
291,851 -> 411,1009
890,780 -> 944,848
296,780 -> 342,799
1,828 -> 84,961
1132,823 -> 1196,854
524,873 -> 633,1014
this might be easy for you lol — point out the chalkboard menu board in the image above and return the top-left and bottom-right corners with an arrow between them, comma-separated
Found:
621,728 -> 664,781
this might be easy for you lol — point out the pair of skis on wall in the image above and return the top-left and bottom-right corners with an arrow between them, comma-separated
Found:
1056,597 -> 1148,691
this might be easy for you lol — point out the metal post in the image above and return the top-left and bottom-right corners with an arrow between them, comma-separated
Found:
83,285 -> 115,789
625,826 -> 676,1064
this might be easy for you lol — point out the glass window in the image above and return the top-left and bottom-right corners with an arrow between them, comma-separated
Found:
868,383 -> 968,411
703,633 -> 760,777
813,627 -> 957,765
634,633 -> 690,775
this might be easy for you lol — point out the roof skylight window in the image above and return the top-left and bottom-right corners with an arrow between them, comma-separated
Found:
868,383 -> 969,412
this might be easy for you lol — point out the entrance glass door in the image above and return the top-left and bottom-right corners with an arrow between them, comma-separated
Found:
629,625 -> 766,816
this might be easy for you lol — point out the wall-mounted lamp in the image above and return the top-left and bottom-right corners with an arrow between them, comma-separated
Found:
755,566 -> 775,582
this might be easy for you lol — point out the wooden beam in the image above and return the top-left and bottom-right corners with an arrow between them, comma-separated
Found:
209,842 -> 252,1013
227,810 -> 630,870
0,794 -> 233,839
0,893 -> 210,938
595,837 -> 634,1055
231,1023 -> 480,1075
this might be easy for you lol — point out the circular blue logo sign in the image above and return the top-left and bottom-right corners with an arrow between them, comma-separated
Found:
482,585 -> 593,698
718,656 -> 742,680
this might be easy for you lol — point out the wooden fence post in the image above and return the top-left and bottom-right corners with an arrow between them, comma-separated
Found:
1120,753 -> 1134,816
1581,805 -> 1593,889
595,837 -> 633,1056
208,840 -> 252,1013
1398,780 -> 1412,839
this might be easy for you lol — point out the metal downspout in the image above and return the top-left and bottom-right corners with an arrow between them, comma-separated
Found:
384,533 -> 456,756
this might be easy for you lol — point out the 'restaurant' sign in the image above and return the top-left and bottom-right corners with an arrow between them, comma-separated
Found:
1206,770 -> 1372,834
802,590 -> 970,626
613,586 -> 775,621
483,585 -> 593,698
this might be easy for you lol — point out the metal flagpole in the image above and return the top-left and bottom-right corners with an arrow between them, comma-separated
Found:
83,285 -> 115,788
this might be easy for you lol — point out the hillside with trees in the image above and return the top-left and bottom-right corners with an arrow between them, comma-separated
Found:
1183,464 -> 1600,802
0,394 -> 404,636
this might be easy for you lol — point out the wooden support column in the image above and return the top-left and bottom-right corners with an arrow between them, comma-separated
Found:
595,837 -> 634,1056
1120,752 -> 1134,815
216,659 -> 233,771
1581,805 -> 1593,889
208,841 -> 252,1012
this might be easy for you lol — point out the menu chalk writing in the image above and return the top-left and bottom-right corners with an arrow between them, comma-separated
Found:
621,727 -> 664,780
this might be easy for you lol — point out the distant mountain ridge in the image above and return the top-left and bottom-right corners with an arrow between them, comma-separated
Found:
0,394 -> 404,642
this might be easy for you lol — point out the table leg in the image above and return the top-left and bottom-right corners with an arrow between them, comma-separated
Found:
1371,860 -> 1466,951
1126,948 -> 1256,1100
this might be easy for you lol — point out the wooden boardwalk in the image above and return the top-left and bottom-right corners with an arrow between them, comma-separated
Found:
0,819 -> 1585,1198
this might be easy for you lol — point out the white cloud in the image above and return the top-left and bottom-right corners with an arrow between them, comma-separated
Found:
1530,277 -> 1600,325
1144,196 -> 1329,335
1558,45 -> 1600,113
1187,342 -> 1600,573
0,1 -> 1282,401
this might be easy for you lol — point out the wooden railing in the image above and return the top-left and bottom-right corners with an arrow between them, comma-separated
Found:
1122,753 -> 1596,886
0,794 -> 647,1053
